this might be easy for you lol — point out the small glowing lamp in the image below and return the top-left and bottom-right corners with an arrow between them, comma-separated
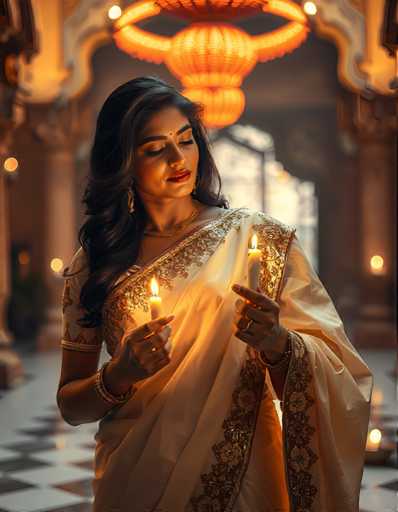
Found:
366,428 -> 382,452
4,157 -> 19,173
18,250 -> 30,265
108,5 -> 122,20
370,255 -> 384,274
303,1 -> 317,15
50,258 -> 64,273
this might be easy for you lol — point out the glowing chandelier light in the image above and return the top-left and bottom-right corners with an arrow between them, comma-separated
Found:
113,0 -> 309,128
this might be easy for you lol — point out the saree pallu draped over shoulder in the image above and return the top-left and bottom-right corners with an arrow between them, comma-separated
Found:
90,208 -> 372,512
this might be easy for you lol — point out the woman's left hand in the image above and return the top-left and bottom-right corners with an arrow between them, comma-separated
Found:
232,284 -> 288,361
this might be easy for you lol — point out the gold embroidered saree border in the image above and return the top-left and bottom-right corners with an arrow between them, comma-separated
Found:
188,214 -> 297,511
251,216 -> 318,510
103,208 -> 250,315
282,332 -> 318,511
188,357 -> 265,512
252,212 -> 296,301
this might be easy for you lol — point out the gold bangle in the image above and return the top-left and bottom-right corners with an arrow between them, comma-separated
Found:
94,362 -> 135,405
259,331 -> 293,370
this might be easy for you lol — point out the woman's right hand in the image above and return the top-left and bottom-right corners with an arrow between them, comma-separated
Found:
107,315 -> 174,389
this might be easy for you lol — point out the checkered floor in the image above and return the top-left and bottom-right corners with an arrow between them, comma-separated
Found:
0,348 -> 396,512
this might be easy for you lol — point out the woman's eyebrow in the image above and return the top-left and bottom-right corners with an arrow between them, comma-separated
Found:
137,124 -> 192,146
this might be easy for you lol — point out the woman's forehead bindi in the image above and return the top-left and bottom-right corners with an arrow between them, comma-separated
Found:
138,123 -> 192,146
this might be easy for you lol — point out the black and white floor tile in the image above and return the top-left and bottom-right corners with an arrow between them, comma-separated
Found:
0,348 -> 396,512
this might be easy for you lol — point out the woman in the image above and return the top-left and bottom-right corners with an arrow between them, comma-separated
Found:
57,76 -> 373,512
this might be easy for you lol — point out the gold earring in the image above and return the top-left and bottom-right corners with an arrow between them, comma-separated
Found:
127,188 -> 135,214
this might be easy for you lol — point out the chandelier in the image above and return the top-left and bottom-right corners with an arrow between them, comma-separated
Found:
113,0 -> 309,128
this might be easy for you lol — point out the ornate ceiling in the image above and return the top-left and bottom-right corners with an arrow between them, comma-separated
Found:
19,0 -> 396,103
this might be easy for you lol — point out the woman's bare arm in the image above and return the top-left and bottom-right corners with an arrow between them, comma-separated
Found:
56,349 -> 133,426
57,317 -> 174,426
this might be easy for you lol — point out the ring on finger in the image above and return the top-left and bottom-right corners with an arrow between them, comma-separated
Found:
143,331 -> 155,341
243,319 -> 255,334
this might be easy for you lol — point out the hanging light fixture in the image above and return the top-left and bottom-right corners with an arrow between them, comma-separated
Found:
113,0 -> 309,127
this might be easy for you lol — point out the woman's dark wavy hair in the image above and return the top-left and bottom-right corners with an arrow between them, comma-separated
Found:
67,76 -> 228,328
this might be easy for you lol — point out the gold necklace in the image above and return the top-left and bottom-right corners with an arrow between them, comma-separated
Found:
144,205 -> 202,238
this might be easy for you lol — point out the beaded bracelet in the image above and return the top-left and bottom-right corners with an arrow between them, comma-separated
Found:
258,330 -> 293,370
94,362 -> 135,406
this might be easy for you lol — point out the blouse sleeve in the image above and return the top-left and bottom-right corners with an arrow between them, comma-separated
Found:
61,248 -> 103,353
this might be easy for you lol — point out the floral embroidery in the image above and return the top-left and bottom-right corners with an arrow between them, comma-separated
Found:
188,213 -> 301,511
189,358 -> 264,512
282,333 -> 318,511
250,214 -> 318,510
252,212 -> 295,301
103,209 -> 250,317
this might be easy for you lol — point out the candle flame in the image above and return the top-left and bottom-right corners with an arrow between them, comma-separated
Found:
150,276 -> 159,296
250,234 -> 258,250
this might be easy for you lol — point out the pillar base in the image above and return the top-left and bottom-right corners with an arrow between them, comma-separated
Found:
0,348 -> 24,389
37,306 -> 62,351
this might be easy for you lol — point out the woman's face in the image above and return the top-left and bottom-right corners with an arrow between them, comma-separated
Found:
133,106 -> 199,201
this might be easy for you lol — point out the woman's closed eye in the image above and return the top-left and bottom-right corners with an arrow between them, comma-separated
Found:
145,139 -> 194,157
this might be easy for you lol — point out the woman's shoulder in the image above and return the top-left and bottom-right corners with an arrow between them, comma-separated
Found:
229,207 -> 295,232
64,246 -> 89,281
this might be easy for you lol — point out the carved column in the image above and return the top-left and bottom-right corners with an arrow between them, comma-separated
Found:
353,95 -> 397,347
0,121 -> 24,388
35,109 -> 77,350
0,172 -> 10,346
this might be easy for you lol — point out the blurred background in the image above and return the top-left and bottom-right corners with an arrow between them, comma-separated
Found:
0,1 -> 397,511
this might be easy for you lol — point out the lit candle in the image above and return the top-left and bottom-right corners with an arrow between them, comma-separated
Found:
366,428 -> 382,452
149,277 -> 162,319
248,234 -> 261,290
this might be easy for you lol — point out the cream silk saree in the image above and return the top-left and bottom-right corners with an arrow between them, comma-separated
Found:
61,208 -> 373,512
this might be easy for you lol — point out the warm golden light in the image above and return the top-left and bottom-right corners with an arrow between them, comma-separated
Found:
250,234 -> 258,251
370,255 -> 384,274
303,1 -> 317,16
18,250 -> 30,265
266,0 -> 307,23
150,276 -> 159,296
369,429 -> 382,444
166,24 -> 256,88
112,0 -> 309,127
108,5 -> 122,20
183,87 -> 245,128
366,428 -> 382,451
50,258 -> 64,273
114,0 -> 161,30
3,157 -> 19,173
